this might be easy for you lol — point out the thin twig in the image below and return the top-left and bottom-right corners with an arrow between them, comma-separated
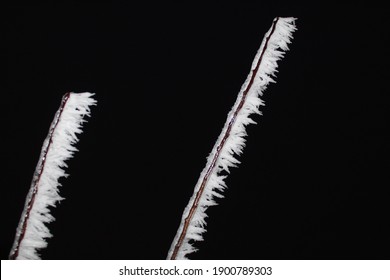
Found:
9,93 -> 71,260
170,17 -> 280,259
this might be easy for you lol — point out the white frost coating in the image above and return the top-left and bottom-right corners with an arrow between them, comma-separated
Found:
9,92 -> 97,260
167,17 -> 297,259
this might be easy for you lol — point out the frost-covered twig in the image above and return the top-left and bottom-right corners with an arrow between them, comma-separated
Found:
9,92 -> 97,260
167,17 -> 297,259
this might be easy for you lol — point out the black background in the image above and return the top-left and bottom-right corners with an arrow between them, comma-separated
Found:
2,2 -> 389,260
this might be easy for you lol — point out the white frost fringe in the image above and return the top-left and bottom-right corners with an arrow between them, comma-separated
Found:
167,17 -> 297,259
9,92 -> 96,260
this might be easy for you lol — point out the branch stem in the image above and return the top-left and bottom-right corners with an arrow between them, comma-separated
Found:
170,18 -> 279,259
10,93 -> 71,260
